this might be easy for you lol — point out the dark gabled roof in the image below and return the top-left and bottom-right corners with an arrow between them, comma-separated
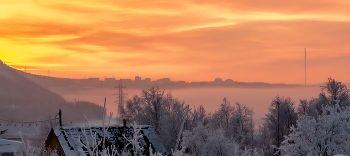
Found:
51,125 -> 166,156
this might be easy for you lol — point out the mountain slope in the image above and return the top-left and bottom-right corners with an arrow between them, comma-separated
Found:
0,61 -> 101,123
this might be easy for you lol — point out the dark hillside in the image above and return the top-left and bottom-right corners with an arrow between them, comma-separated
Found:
16,69 -> 86,93
0,61 -> 101,123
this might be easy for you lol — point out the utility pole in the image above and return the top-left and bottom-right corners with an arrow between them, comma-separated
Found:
305,48 -> 306,85
277,102 -> 280,147
59,109 -> 62,127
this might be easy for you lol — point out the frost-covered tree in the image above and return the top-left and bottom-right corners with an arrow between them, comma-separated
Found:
209,98 -> 254,149
123,122 -> 145,156
119,87 -> 190,153
215,98 -> 234,131
281,104 -> 350,156
209,98 -> 233,135
182,122 -> 260,156
297,98 -> 324,119
77,98 -> 115,156
119,95 -> 143,123
202,129 -> 240,156
297,78 -> 349,120
254,124 -> 273,155
187,105 -> 209,129
181,123 -> 208,156
229,102 -> 254,148
183,125 -> 241,156
14,133 -> 55,156
262,96 -> 297,155
319,77 -> 349,107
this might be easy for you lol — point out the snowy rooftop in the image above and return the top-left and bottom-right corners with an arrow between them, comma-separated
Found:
0,139 -> 23,153
0,123 -> 40,140
51,125 -> 166,156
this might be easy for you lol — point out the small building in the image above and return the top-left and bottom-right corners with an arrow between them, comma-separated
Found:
135,76 -> 142,81
104,78 -> 117,87
144,78 -> 151,83
104,78 -> 116,82
214,78 -> 222,82
157,78 -> 170,83
44,125 -> 166,156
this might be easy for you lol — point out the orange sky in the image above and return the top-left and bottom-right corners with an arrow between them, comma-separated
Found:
0,0 -> 349,84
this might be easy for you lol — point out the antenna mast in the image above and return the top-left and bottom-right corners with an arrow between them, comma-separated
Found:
304,48 -> 306,85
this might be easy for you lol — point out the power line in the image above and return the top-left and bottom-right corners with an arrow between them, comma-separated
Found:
0,110 -> 61,124
0,118 -> 57,124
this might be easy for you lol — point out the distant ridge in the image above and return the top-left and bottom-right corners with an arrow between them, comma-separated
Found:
0,61 -> 101,123
15,69 -> 313,93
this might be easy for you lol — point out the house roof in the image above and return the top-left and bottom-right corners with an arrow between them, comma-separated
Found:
50,125 -> 166,156
0,139 -> 23,153
0,123 -> 40,139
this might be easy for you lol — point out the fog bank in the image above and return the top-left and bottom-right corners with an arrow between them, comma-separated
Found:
59,86 -> 321,126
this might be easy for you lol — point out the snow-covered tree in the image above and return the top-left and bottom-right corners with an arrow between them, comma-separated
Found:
187,105 -> 209,129
254,125 -> 273,155
122,122 -> 145,156
77,98 -> 114,156
210,98 -> 234,131
319,77 -> 349,107
298,78 -> 350,118
202,129 -> 240,156
119,95 -> 143,123
119,87 -> 190,153
261,96 -> 297,155
14,133 -> 51,156
208,98 -> 254,149
182,122 -> 260,156
281,104 -> 350,156
229,102 -> 254,148
181,122 -> 207,156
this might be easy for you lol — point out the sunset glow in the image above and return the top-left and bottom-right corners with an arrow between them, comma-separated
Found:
1,0 -> 349,84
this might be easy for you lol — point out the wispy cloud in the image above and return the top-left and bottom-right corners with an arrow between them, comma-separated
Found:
1,0 -> 349,83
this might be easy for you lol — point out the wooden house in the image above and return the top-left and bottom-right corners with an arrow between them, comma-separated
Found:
44,125 -> 166,156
